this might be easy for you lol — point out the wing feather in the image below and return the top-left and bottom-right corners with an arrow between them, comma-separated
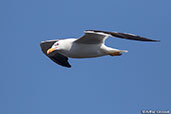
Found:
75,30 -> 159,44
74,31 -> 109,44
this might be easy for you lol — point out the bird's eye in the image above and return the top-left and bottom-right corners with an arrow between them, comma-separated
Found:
55,43 -> 59,46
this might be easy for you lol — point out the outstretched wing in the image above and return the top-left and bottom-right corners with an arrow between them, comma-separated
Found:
74,30 -> 109,44
40,40 -> 71,68
75,30 -> 159,44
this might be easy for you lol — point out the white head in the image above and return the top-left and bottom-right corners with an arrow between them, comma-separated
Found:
47,40 -> 63,54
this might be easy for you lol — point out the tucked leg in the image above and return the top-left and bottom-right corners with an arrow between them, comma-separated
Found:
109,52 -> 122,56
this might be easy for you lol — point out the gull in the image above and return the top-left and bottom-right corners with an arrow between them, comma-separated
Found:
40,30 -> 159,68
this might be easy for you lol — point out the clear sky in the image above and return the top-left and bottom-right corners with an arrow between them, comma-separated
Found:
0,0 -> 171,114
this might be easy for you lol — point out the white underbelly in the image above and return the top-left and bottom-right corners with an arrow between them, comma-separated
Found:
66,44 -> 106,58
68,50 -> 104,58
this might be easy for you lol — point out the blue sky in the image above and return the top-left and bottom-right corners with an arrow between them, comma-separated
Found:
0,0 -> 171,114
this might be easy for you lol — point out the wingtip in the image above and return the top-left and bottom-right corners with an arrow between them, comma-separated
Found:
40,41 -> 46,44
155,40 -> 160,42
67,65 -> 71,68
84,30 -> 95,33
149,39 -> 160,42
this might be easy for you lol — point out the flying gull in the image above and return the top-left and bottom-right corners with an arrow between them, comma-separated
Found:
40,30 -> 159,68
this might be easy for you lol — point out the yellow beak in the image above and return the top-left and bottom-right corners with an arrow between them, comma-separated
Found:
47,48 -> 55,54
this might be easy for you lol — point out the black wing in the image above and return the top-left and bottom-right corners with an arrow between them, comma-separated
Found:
40,40 -> 71,68
84,30 -> 160,42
